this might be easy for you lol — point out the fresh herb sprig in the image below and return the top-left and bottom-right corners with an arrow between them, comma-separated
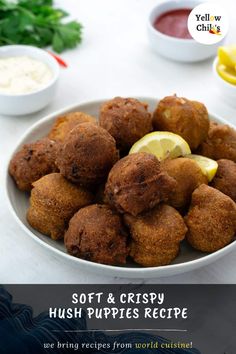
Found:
0,0 -> 82,53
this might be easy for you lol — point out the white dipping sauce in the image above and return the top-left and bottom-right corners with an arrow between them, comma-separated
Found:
0,56 -> 53,94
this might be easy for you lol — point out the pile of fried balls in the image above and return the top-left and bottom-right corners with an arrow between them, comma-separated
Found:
9,96 -> 236,267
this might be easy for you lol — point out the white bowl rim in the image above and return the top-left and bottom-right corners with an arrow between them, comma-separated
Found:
0,44 -> 60,97
213,56 -> 236,89
147,0 -> 202,44
5,97 -> 236,277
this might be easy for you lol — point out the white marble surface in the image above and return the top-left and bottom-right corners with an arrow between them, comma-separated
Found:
1,0 -> 236,284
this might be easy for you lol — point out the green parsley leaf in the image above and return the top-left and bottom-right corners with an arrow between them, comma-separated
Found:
0,0 -> 82,52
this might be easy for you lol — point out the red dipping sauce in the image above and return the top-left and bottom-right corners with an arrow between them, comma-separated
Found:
153,9 -> 192,39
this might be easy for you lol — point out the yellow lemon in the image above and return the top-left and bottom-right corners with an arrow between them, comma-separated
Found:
217,62 -> 236,85
129,132 -> 191,161
186,154 -> 218,182
218,46 -> 236,69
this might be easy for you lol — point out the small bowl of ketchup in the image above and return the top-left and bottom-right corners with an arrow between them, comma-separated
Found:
147,0 -> 224,62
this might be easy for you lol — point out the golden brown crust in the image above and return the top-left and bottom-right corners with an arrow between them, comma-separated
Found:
56,122 -> 119,186
64,204 -> 129,265
152,95 -> 209,150
105,152 -> 177,216
130,242 -> 179,267
27,173 -> 93,240
124,204 -> 187,266
99,97 -> 153,151
124,204 -> 187,245
211,159 -> 236,202
48,112 -> 97,142
162,157 -> 208,209
185,185 -> 236,252
9,137 -> 58,191
197,122 -> 236,162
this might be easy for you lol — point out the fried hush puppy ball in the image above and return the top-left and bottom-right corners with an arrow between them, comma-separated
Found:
211,159 -> 236,202
152,95 -> 209,150
99,97 -> 153,151
105,152 -> 177,216
48,111 -> 97,142
64,204 -> 129,265
56,122 -> 118,186
185,185 -> 236,253
129,242 -> 179,267
124,204 -> 187,267
9,137 -> 58,192
162,157 -> 208,209
197,121 -> 236,162
27,173 -> 93,240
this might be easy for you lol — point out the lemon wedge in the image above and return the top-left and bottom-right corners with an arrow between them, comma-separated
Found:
218,46 -> 236,69
186,154 -> 218,182
217,62 -> 236,85
129,132 -> 191,161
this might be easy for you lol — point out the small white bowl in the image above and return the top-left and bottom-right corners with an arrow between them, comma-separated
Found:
0,45 -> 59,116
213,57 -> 236,107
147,0 -> 224,62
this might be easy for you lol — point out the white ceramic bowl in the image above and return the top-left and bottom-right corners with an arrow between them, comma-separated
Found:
5,97 -> 236,278
147,0 -> 224,62
0,45 -> 59,116
213,57 -> 236,108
